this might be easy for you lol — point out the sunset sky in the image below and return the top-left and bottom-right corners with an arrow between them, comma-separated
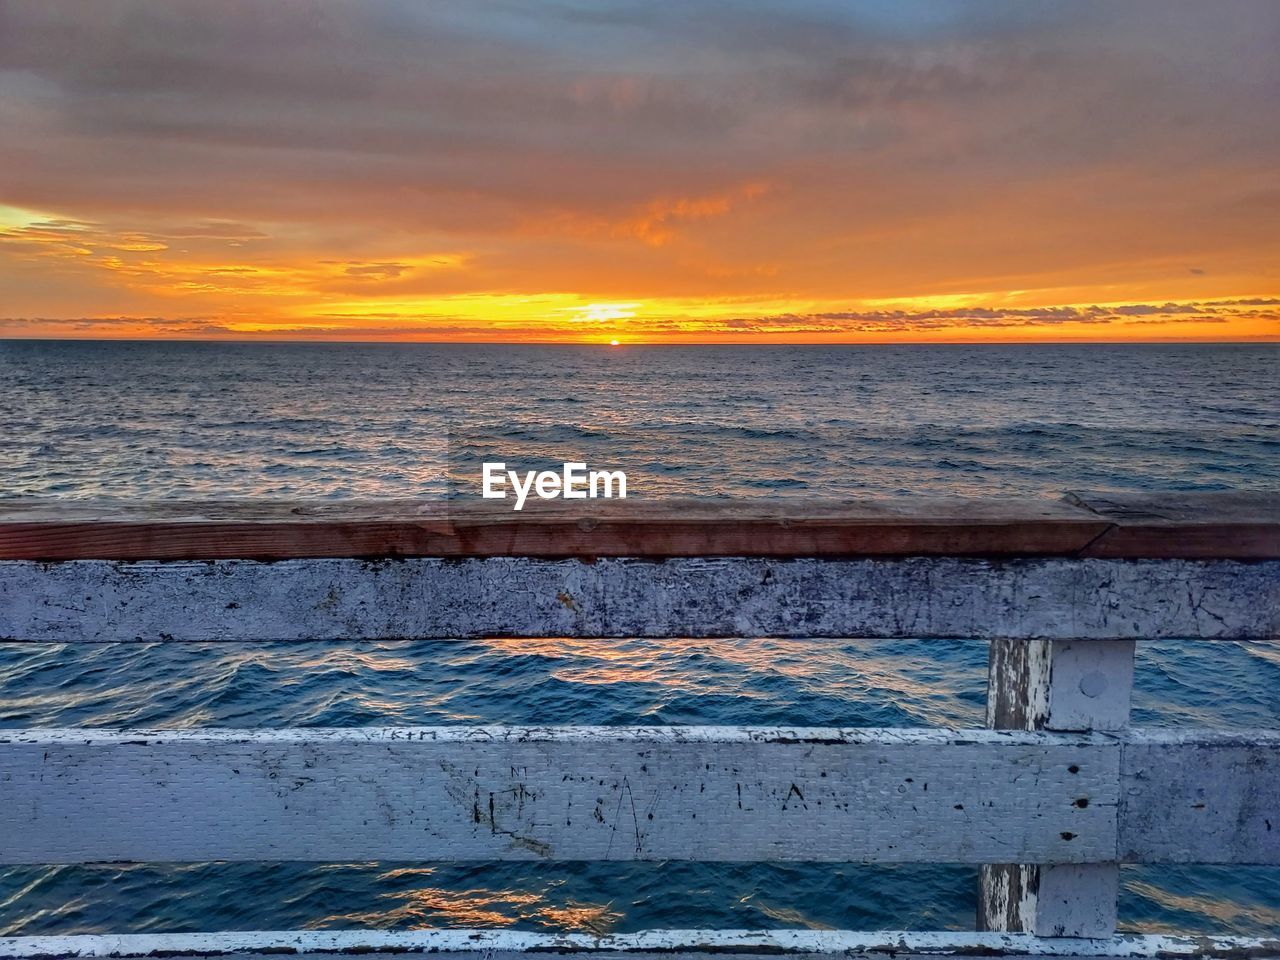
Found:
0,0 -> 1277,343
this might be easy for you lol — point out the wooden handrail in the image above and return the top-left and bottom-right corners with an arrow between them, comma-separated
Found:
0,491 -> 1276,560
1,491 -> 1277,953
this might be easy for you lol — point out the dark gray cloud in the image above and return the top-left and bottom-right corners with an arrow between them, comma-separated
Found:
3,0 -> 1277,225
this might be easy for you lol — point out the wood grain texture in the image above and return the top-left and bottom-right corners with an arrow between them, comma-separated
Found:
980,641 -> 1134,938
3,556 -> 1275,642
0,727 -> 1118,866
2,929 -> 1278,960
1067,491 -> 1280,559
0,498 -> 1108,560
984,641 -> 1134,736
0,492 -> 1275,561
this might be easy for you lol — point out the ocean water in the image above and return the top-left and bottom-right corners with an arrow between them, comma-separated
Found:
3,340 -> 1277,500
0,339 -> 1277,938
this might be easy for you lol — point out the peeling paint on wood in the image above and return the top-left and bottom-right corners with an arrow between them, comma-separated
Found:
0,725 -> 1114,746
1,726 -> 1275,868
2,556 -> 1275,641
0,726 -> 1119,866
1,928 -> 1277,960
981,640 -> 1137,938
986,641 -> 1135,736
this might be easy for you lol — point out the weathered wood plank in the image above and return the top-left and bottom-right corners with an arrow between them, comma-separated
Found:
2,557 -> 1276,641
2,493 -> 1276,562
1032,865 -> 1120,940
1118,730 -> 1280,864
1068,491 -> 1280,559
980,641 -> 1134,938
985,641 -> 1135,735
2,727 -> 1275,867
2,929 -> 1278,960
0,727 -> 1119,866
0,498 -> 1115,560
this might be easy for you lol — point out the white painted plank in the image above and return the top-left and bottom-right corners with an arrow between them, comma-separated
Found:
0,727 -> 1118,865
2,928 -> 1277,960
1033,864 -> 1121,938
2,557 -> 1276,641
1119,730 -> 1280,864
3,728 -> 1273,866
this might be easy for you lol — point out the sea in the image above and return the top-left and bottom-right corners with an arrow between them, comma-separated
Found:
0,338 -> 1277,937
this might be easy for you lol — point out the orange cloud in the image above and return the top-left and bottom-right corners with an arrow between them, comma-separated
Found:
521,180 -> 771,249
3,297 -> 1274,343
619,181 -> 771,247
0,3 -> 1277,341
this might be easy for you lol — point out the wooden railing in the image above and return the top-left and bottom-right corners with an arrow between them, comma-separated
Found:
0,491 -> 1277,959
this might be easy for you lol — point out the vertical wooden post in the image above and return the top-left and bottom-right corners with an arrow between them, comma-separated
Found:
978,639 -> 1134,938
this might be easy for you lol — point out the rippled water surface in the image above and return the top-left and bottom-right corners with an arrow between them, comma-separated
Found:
3,340 -> 1277,498
0,340 -> 1277,937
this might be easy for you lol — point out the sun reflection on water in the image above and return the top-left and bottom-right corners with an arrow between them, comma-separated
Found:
312,867 -> 620,933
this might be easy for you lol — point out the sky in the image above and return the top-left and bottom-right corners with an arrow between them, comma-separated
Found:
0,0 -> 1277,343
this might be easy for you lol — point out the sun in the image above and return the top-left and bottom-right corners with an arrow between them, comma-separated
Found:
609,339 -> 620,346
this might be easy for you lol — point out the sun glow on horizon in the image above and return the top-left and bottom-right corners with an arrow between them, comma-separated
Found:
4,198 -> 1272,342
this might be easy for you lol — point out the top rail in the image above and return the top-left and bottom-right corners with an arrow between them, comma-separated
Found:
0,491 -> 1276,561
